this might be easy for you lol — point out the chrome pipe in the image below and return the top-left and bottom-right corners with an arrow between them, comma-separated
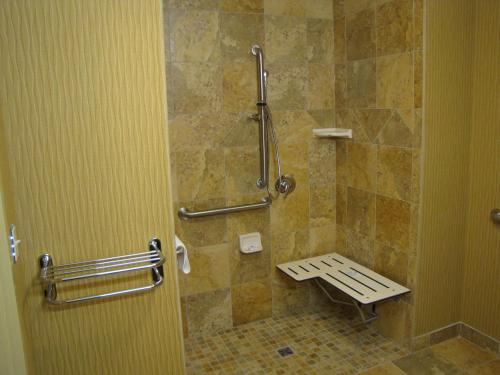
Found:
178,197 -> 271,220
251,44 -> 269,189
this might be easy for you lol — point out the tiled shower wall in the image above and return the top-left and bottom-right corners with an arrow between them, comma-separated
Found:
332,0 -> 423,343
164,0 -> 337,337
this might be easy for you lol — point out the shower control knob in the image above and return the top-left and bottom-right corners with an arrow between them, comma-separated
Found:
275,175 -> 296,197
491,208 -> 500,224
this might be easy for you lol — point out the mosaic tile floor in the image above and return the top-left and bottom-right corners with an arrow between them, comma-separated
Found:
184,306 -> 407,374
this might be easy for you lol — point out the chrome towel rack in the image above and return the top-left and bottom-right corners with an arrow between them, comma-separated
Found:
39,238 -> 165,305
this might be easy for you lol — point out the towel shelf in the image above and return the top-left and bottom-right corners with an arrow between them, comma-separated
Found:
39,238 -> 165,305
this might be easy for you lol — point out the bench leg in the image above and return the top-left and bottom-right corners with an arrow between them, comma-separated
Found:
314,279 -> 378,324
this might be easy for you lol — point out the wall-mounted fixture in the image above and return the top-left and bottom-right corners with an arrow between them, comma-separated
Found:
8,224 -> 21,263
39,238 -> 165,305
178,44 -> 295,220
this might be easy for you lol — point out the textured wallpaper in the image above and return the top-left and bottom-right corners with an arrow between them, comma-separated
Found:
0,1 -> 185,374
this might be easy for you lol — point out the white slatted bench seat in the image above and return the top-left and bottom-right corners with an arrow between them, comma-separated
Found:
277,252 -> 410,323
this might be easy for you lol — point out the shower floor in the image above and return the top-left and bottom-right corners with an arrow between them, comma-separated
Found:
184,306 -> 406,374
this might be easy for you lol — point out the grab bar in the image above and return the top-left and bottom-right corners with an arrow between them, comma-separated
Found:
251,44 -> 269,189
39,238 -> 165,305
178,197 -> 271,220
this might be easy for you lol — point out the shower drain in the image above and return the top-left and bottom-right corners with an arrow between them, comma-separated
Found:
276,346 -> 294,357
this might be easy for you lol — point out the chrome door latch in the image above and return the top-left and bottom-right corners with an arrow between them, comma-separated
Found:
9,224 -> 21,263
491,208 -> 500,225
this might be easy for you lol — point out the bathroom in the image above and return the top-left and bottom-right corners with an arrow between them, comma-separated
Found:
0,0 -> 498,374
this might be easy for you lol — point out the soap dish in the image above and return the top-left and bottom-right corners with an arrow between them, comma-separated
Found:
313,128 -> 352,139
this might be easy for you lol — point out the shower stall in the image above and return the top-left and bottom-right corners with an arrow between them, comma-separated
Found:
0,1 -> 498,375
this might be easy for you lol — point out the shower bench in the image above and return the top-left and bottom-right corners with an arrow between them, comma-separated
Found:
277,253 -> 410,324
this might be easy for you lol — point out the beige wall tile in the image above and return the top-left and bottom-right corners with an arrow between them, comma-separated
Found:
180,297 -> 189,337
272,275 -> 310,314
376,300 -> 411,342
346,187 -> 376,237
353,109 -> 392,142
376,0 -> 413,56
232,279 -> 272,325
336,139 -> 349,185
336,183 -> 347,226
220,0 -> 264,13
347,58 -> 376,108
376,109 -> 414,147
305,0 -> 333,20
265,15 -> 307,63
376,52 -> 413,108
334,17 -> 347,64
181,244 -> 231,296
270,182 -> 310,234
377,145 -> 412,201
346,8 -> 376,60
347,142 -> 377,191
168,112 -> 234,152
334,0 -> 345,20
307,19 -> 334,64
167,0 -> 220,10
344,0 -> 375,15
414,0 -> 423,50
310,184 -> 336,228
310,224 -> 336,255
227,195 -> 271,284
334,63 -> 347,108
336,109 -> 369,142
170,10 -> 220,62
171,63 -> 222,113
223,62 -> 257,112
272,229 -> 310,268
346,229 -> 374,267
309,140 -> 336,184
375,195 -> 411,250
187,289 -> 233,334
221,13 -> 264,63
336,224 -> 347,251
308,109 -> 336,128
225,146 -> 260,198
267,63 -> 307,110
175,199 -> 227,247
272,110 -> 316,145
308,64 -> 335,110
222,112 -> 261,148
175,148 -> 225,201
264,0 -> 306,17
374,241 -> 408,285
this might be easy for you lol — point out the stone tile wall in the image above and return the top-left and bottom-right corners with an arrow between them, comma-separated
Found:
332,0 -> 423,344
164,0 -> 337,337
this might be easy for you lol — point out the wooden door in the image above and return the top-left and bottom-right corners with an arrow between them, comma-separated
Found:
0,1 -> 185,374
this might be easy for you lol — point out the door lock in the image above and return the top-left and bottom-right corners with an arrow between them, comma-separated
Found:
491,208 -> 500,224
8,224 -> 21,263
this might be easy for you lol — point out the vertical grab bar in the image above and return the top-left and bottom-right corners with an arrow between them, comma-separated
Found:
251,45 -> 269,189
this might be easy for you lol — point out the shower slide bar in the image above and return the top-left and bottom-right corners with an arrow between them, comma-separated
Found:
178,196 -> 271,220
178,44 -> 274,221
39,238 -> 164,305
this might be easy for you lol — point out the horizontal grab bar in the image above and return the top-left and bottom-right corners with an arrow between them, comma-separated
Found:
178,197 -> 271,220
